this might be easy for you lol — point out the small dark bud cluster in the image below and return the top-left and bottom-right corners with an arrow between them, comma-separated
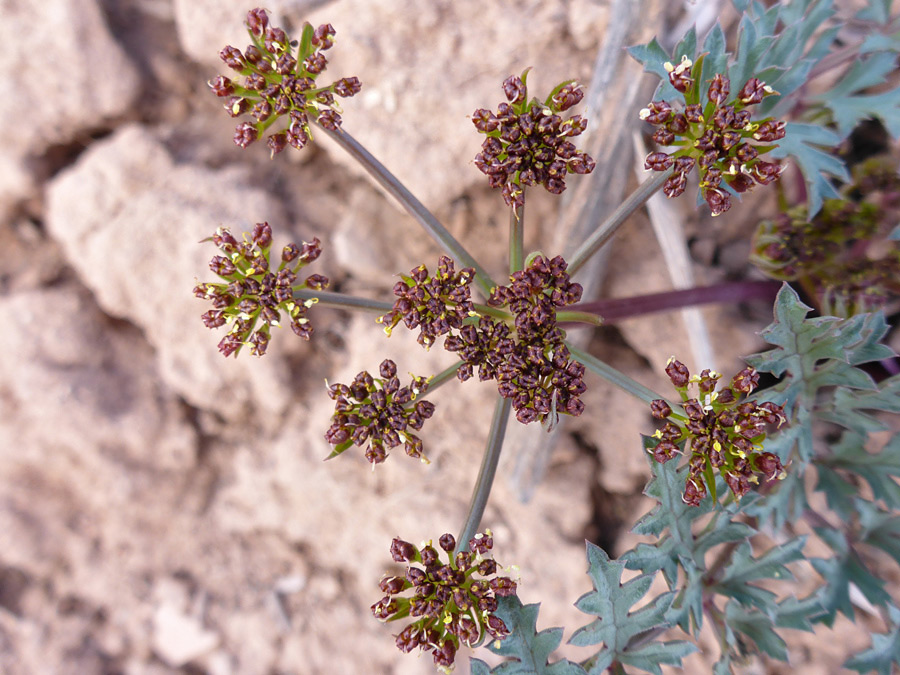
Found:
379,256 -> 476,348
751,156 -> 900,317
478,255 -> 586,425
640,55 -> 786,216
650,358 -> 788,506
372,530 -> 517,672
324,359 -> 435,465
473,72 -> 596,208
210,8 -> 361,156
381,254 -> 586,426
193,223 -> 328,357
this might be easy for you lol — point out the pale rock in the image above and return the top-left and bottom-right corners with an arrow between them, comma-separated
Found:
152,604 -> 220,667
0,0 -> 140,220
44,124 -> 295,419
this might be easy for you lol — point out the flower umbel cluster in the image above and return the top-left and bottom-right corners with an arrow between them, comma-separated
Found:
480,255 -> 586,424
379,256 -> 476,348
473,72 -> 596,208
751,156 -> 900,317
372,531 -> 517,672
194,222 -> 328,357
324,359 -> 435,465
650,359 -> 787,506
641,55 -> 785,216
210,8 -> 361,156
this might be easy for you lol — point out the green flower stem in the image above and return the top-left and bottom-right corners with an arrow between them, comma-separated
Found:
567,342 -> 666,406
455,396 -> 512,556
320,126 -> 497,297
567,169 -> 672,276
472,303 -> 512,321
556,310 -> 603,326
294,288 -> 394,313
510,201 -> 524,274
426,360 -> 464,394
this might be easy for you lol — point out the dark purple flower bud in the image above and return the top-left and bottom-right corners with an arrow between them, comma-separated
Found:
731,367 -> 760,393
246,8 -> 269,36
209,255 -> 237,276
219,45 -> 245,70
751,160 -> 782,185
754,451 -> 784,480
665,358 -> 690,387
738,77 -> 768,105
304,52 -> 328,75
201,310 -> 226,328
209,76 -> 234,97
502,75 -> 526,103
673,156 -> 695,174
705,188 -> 732,216
552,83 -> 584,111
640,100 -> 673,125
317,109 -> 341,131
334,76 -> 362,97
568,152 -> 595,174
754,120 -> 786,142
312,23 -> 337,49
472,108 -> 500,133
650,399 -> 673,419
233,122 -> 259,148
683,478 -> 705,506
708,74 -> 731,105
652,127 -> 676,145
644,151 -> 674,172
390,538 -> 417,562
438,533 -> 456,553
684,104 -> 704,123
653,440 -> 679,463
663,172 -> 687,198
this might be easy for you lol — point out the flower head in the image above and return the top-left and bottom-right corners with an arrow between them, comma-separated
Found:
210,8 -> 361,156
373,531 -> 516,672
193,223 -> 328,357
379,256 -> 476,348
640,55 -> 785,216
325,360 -> 435,464
650,358 -> 788,505
751,156 -> 900,317
473,72 -> 595,208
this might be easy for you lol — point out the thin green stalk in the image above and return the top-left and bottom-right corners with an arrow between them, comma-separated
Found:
472,303 -> 513,321
568,169 -> 672,276
510,202 -> 524,274
294,288 -> 393,313
455,397 -> 512,556
426,360 -> 464,393
556,310 -> 603,326
567,342 -> 666,406
320,126 -> 497,296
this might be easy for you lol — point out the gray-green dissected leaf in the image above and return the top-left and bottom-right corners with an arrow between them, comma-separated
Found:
622,443 -> 711,583
768,123 -> 847,217
818,430 -> 900,511
815,52 -> 900,138
855,0 -> 896,23
571,543 -> 695,674
747,285 -> 891,461
712,538 -> 806,612
857,498 -> 900,566
473,596 -> 585,675
723,601 -> 788,661
844,604 -> 900,675
810,525 -> 893,625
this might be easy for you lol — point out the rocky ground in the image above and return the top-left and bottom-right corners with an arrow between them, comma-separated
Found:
0,0 -> 895,674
